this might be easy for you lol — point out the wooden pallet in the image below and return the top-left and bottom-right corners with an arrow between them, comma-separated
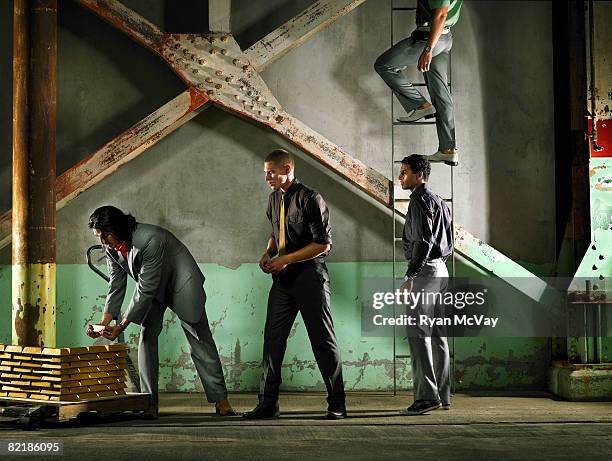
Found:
0,344 -> 129,402
0,393 -> 152,422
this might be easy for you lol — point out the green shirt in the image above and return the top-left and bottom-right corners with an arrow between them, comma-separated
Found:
416,0 -> 463,29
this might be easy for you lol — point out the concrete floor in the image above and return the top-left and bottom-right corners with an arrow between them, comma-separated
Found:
1,392 -> 611,460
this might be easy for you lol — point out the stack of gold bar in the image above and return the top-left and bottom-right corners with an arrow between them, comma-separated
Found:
0,344 -> 128,402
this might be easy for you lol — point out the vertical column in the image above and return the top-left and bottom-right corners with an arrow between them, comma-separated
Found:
12,0 -> 57,347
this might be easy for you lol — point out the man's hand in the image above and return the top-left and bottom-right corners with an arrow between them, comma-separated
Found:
102,325 -> 123,341
418,50 -> 433,72
259,252 -> 272,273
267,255 -> 291,275
400,278 -> 414,295
85,313 -> 114,338
85,324 -> 103,338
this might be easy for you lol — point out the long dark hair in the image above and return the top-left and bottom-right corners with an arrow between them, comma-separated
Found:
88,206 -> 137,242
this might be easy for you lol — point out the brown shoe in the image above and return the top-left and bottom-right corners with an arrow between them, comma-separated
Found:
215,399 -> 238,416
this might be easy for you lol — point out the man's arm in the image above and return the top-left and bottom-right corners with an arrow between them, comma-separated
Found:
123,236 -> 165,325
405,198 -> 435,279
418,5 -> 449,72
260,237 -> 278,272
102,252 -> 127,322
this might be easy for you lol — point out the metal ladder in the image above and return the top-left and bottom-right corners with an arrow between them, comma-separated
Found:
390,0 -> 457,395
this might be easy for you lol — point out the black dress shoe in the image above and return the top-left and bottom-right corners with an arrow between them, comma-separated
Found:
399,400 -> 441,415
326,406 -> 347,420
242,403 -> 280,419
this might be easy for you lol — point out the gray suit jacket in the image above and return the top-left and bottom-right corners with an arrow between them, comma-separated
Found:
103,223 -> 205,325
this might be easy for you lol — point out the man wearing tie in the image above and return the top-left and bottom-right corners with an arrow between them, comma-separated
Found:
85,206 -> 235,418
243,149 -> 346,419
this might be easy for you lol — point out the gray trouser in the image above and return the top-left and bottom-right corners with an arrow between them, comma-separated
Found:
138,290 -> 228,405
407,259 -> 451,404
374,31 -> 456,151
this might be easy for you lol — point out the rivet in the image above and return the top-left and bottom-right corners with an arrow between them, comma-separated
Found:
209,49 -> 216,55
233,59 -> 241,66
198,58 -> 206,65
234,94 -> 240,100
174,43 -> 181,49
266,116 -> 272,121
220,36 -> 228,42
207,90 -> 214,95
593,265 -> 598,270
215,83 -> 222,89
197,83 -> 204,90
271,107 -> 278,112
168,52 -> 175,58
221,49 -> 228,55
190,54 -> 196,61
242,65 -> 249,72
205,77 -> 213,83
192,69 -> 199,74
275,115 -> 284,123
264,101 -> 270,107
240,85 -> 246,91
599,255 -> 605,260
225,76 -> 233,83
209,37 -> 216,43
216,70 -> 224,76
599,275 -> 605,280
176,57 -> 183,63
258,110 -> 263,115
255,96 -> 262,102
183,48 -> 190,55
247,91 -> 254,96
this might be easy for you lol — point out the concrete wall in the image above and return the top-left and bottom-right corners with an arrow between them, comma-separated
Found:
0,0 -> 555,391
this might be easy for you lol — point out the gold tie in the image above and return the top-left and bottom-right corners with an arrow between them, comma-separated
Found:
278,192 -> 286,256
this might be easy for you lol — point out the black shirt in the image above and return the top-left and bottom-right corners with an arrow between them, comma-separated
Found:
403,183 -> 453,278
266,179 -> 332,264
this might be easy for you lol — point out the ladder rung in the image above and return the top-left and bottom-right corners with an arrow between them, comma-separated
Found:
393,121 -> 437,125
392,7 -> 416,11
394,237 -> 403,242
395,355 -> 411,359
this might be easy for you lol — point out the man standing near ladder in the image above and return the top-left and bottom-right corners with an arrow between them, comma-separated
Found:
398,155 -> 453,415
375,0 -> 463,166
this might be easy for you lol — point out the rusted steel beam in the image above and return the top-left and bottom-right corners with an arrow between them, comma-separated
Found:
56,89 -> 209,208
12,0 -> 57,348
209,0 -> 231,33
1,90 -> 208,250
271,114 -> 391,205
244,0 -> 368,72
12,0 -> 28,267
76,0 -> 166,51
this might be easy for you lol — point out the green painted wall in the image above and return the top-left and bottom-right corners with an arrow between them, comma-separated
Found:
0,262 -> 550,393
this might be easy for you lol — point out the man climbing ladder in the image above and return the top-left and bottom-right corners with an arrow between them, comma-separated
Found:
375,0 -> 463,166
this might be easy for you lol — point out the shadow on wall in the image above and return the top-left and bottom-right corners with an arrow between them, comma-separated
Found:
473,1 -> 555,265
0,1 -> 13,214
231,0 -> 316,50
190,107 -> 393,264
57,0 -> 185,177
